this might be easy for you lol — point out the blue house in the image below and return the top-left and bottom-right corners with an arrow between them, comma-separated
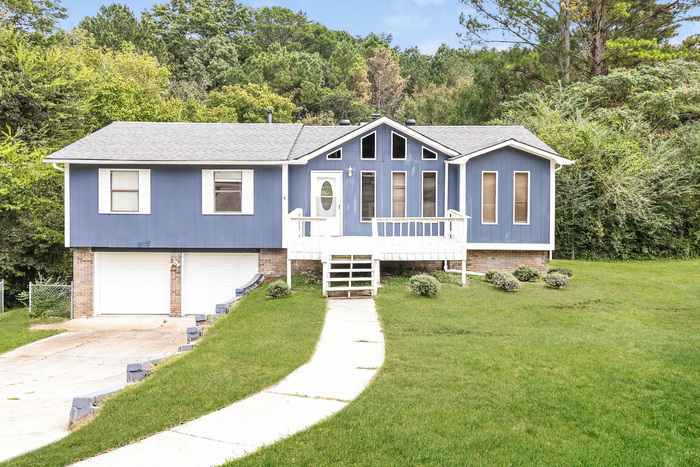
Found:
45,116 -> 573,317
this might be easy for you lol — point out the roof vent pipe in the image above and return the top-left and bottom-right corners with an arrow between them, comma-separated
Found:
371,113 -> 381,121
405,119 -> 416,126
339,119 -> 351,126
266,109 -> 273,123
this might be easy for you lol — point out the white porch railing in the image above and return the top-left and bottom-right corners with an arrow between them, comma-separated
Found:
370,209 -> 468,243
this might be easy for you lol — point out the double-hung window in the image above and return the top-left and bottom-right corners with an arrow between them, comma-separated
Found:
98,168 -> 151,214
482,171 -> 497,224
202,169 -> 254,215
422,172 -> 437,217
514,172 -> 529,224
361,171 -> 375,222
391,172 -> 406,218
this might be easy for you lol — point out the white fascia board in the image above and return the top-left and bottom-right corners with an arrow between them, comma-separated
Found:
294,116 -> 459,163
448,140 -> 575,166
467,243 -> 553,251
42,159 -> 289,166
64,163 -> 70,247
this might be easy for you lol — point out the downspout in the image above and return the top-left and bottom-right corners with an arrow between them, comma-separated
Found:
52,162 -> 65,172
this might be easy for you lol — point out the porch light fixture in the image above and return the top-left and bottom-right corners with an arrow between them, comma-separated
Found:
347,166 -> 354,177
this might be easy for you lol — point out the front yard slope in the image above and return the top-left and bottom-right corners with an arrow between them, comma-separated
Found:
5,276 -> 326,467
228,260 -> 700,466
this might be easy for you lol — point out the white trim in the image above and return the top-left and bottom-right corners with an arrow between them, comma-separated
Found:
391,131 -> 407,160
360,131 -> 377,160
481,171 -> 498,225
98,168 -> 150,215
45,159 -> 290,166
241,170 -> 254,215
550,160 -> 556,248
513,171 -> 530,225
391,171 -> 407,218
467,243 -> 553,251
93,252 -> 101,317
201,170 -> 215,215
282,164 -> 289,247
422,146 -> 438,160
360,170 -> 376,223
459,164 -> 466,214
64,164 -> 70,247
443,161 -> 449,217
326,148 -> 342,160
296,116 -> 459,162
310,171 -> 343,236
421,171 -> 438,217
449,139 -> 574,166
201,169 -> 254,215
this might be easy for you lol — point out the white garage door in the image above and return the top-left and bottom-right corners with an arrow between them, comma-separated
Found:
95,252 -> 171,315
182,253 -> 258,316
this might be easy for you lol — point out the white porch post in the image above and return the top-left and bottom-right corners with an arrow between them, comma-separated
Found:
459,163 -> 466,214
286,259 -> 291,288
281,164 -> 289,248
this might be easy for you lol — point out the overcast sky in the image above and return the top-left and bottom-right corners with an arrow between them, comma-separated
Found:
57,0 -> 700,56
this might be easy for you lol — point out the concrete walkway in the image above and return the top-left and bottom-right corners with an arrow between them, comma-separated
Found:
74,298 -> 384,467
0,316 -> 194,463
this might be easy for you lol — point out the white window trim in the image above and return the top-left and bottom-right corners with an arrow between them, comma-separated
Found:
513,171 -> 530,225
391,131 -> 407,160
361,131 -> 377,160
422,146 -> 438,160
98,168 -> 151,215
202,169 -> 254,215
326,148 -> 342,160
360,170 -> 376,223
481,170 -> 498,225
421,171 -> 438,218
391,171 -> 407,218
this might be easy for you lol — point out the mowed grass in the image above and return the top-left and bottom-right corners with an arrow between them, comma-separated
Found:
0,308 -> 65,355
230,260 -> 700,466
5,276 -> 327,467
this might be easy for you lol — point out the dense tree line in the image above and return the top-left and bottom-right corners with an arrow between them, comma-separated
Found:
1,0 -> 698,302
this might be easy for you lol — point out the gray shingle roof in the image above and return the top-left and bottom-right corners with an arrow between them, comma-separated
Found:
44,120 -> 559,163
44,122 -> 304,162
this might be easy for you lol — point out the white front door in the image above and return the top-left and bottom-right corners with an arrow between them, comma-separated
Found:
311,171 -> 343,236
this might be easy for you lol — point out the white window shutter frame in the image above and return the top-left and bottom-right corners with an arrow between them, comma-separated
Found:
138,169 -> 151,214
242,170 -> 254,215
98,169 -> 111,214
202,170 -> 214,214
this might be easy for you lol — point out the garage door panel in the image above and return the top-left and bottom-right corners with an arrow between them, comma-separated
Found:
96,253 -> 170,315
182,253 -> 258,316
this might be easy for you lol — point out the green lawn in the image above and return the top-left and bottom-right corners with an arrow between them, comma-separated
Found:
0,308 -> 65,355
228,259 -> 700,466
5,276 -> 327,467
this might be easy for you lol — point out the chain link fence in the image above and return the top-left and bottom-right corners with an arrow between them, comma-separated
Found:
29,282 -> 73,319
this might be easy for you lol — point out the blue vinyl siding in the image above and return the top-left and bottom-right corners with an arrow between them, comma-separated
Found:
465,148 -> 550,244
70,165 -> 282,248
288,124 -> 448,236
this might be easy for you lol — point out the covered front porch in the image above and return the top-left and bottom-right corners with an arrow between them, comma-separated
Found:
284,209 -> 469,296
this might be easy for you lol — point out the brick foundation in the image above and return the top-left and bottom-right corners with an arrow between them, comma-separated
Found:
170,253 -> 182,317
259,249 -> 321,277
72,247 -> 94,318
449,250 -> 549,274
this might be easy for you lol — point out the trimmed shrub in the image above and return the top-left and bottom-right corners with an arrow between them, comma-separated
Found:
501,274 -> 522,292
484,269 -> 507,283
266,280 -> 291,298
548,267 -> 573,277
544,272 -> 570,289
408,274 -> 441,297
490,270 -> 510,287
513,265 -> 541,282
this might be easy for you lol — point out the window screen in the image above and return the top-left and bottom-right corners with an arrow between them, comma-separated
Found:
361,172 -> 375,221
422,172 -> 437,217
514,172 -> 529,223
482,172 -> 497,224
111,170 -> 139,212
392,172 -> 406,217
214,171 -> 242,213
361,133 -> 375,159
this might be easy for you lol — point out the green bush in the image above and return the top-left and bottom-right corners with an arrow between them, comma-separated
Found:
547,267 -> 573,277
266,280 -> 291,298
490,270 -> 510,287
408,274 -> 441,297
513,265 -> 541,282
484,269 -> 507,283
489,270 -> 521,291
544,272 -> 570,289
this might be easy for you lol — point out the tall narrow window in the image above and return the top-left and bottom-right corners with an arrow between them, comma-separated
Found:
361,172 -> 375,221
361,132 -> 375,159
482,172 -> 497,224
422,172 -> 437,217
514,172 -> 529,224
214,171 -> 242,213
392,132 -> 406,159
111,170 -> 139,212
392,172 -> 406,217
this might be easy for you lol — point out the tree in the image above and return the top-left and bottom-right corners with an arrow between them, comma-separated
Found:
0,0 -> 66,40
194,83 -> 297,122
367,47 -> 406,116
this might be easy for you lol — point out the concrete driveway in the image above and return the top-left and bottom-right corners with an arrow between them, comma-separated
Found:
0,316 -> 195,463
